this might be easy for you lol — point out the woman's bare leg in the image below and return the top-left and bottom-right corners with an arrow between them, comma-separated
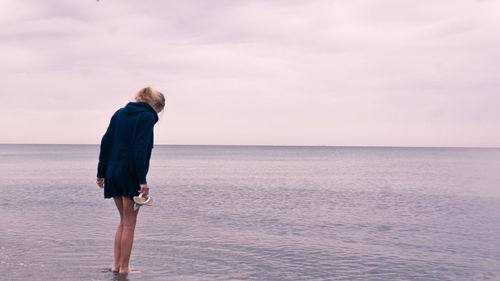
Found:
118,196 -> 139,274
112,196 -> 124,272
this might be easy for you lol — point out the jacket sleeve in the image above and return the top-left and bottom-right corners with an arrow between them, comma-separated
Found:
96,112 -> 118,178
133,113 -> 156,185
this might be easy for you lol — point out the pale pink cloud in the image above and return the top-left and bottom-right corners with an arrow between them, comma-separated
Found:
0,0 -> 499,146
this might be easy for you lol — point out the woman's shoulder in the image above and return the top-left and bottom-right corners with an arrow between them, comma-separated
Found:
107,108 -> 124,123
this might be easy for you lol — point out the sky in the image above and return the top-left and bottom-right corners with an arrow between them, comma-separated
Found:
1,0 -> 499,147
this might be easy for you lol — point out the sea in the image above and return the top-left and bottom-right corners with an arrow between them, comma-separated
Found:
1,144 -> 500,281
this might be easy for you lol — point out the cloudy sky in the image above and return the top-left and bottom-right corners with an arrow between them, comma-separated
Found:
1,0 -> 499,147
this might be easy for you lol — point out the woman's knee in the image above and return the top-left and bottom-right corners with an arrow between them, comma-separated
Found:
121,217 -> 136,229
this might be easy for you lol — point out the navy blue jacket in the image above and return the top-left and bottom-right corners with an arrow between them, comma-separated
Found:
97,102 -> 158,184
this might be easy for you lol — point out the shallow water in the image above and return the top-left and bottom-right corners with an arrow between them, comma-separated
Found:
1,144 -> 500,280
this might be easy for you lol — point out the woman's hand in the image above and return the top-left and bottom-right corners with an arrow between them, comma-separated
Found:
139,184 -> 149,196
96,177 -> 104,188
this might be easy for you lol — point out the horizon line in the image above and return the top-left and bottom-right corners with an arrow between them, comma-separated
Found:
1,143 -> 499,149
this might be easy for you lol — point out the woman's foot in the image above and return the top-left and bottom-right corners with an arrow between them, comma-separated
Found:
118,267 -> 131,274
111,265 -> 120,272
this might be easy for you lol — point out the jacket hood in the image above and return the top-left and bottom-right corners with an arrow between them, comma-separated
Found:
123,102 -> 158,122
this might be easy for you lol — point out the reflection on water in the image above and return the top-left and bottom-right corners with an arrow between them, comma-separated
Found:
110,272 -> 131,281
1,145 -> 500,280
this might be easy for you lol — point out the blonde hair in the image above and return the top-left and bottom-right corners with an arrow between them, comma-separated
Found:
135,86 -> 165,112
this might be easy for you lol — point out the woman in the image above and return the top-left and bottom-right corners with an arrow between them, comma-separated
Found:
96,87 -> 165,274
